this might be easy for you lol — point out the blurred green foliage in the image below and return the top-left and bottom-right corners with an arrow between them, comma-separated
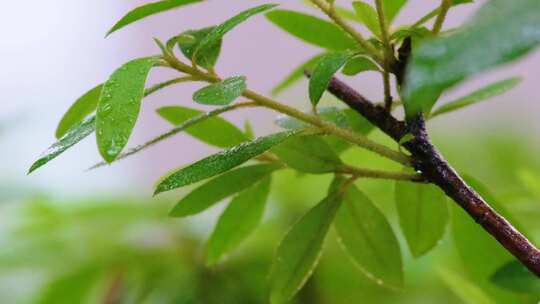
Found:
3,127 -> 540,303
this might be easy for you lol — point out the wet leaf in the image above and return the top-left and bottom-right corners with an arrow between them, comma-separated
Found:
29,117 -> 96,174
106,0 -> 202,36
155,131 -> 295,194
170,164 -> 277,217
266,10 -> 357,51
157,105 -> 247,148
193,76 -> 246,105
206,177 -> 271,265
96,57 -> 158,163
55,84 -> 102,139
177,27 -> 222,69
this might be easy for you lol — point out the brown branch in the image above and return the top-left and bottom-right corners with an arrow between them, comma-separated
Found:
317,74 -> 540,278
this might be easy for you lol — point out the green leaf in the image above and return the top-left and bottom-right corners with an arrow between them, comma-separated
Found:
96,57 -> 158,163
275,107 -> 348,130
309,52 -> 352,106
383,0 -> 407,22
157,105 -> 247,148
438,268 -> 495,304
266,10 -> 357,51
55,84 -> 102,139
491,261 -> 540,294
272,53 -> 328,96
272,135 -> 342,173
352,1 -> 381,36
170,164 -> 277,217
193,76 -> 246,105
342,55 -> 380,76
155,131 -> 295,195
270,179 -> 344,304
106,0 -> 202,37
395,178 -> 448,257
28,117 -> 96,174
206,177 -> 271,265
177,27 -> 222,69
195,4 -> 278,56
335,185 -> 403,288
403,0 -> 540,119
430,77 -> 522,118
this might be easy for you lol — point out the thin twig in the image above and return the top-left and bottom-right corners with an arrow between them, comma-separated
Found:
241,89 -> 411,166
322,74 -> 540,278
162,55 -> 412,166
336,165 -> 425,182
88,102 -> 258,170
145,76 -> 201,96
374,0 -> 395,111
310,0 -> 384,64
432,0 -> 452,35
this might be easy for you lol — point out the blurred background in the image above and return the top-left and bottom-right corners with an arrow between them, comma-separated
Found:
1,0 -> 539,303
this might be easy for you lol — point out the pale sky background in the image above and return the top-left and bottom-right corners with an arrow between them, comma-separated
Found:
1,0 -> 539,198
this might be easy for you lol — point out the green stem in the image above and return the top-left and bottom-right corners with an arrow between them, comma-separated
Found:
310,0 -> 384,64
337,164 -> 425,182
242,89 -> 411,166
162,54 -> 411,166
432,0 -> 452,34
145,76 -> 201,96
88,102 -> 258,170
374,0 -> 394,111
412,8 -> 440,28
